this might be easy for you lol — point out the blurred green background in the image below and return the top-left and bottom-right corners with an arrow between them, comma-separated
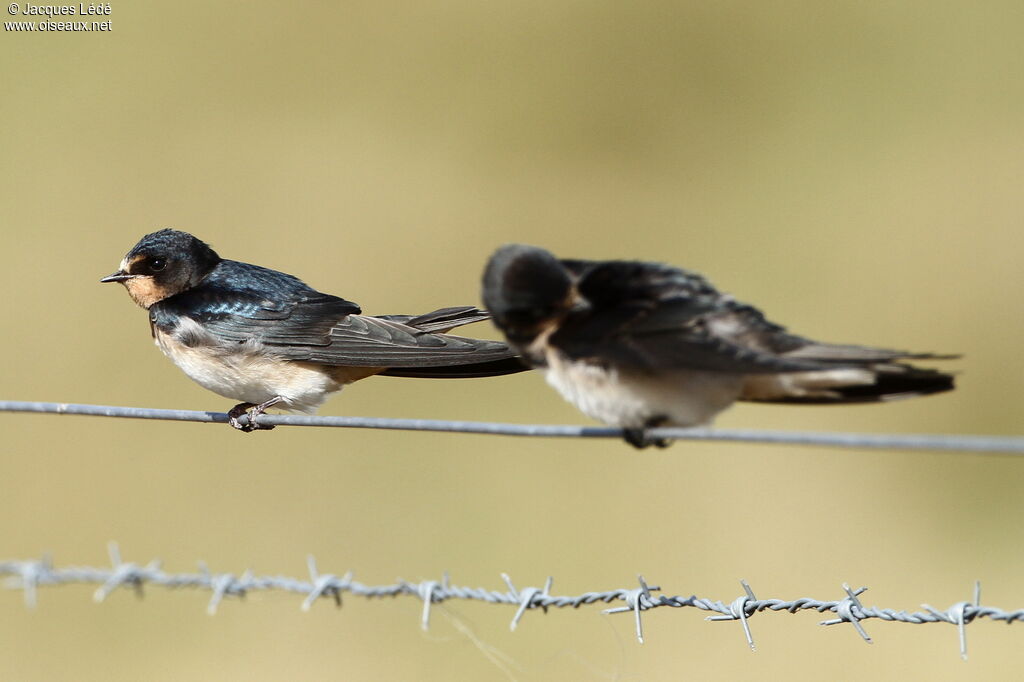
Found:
2,1 -> 1023,680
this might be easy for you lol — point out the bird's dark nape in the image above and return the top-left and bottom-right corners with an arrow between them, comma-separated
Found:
128,229 -> 220,266
482,244 -> 572,322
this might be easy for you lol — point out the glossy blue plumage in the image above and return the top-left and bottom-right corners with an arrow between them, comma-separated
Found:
150,259 -> 360,334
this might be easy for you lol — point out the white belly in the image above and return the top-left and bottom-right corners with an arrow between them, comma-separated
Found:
543,350 -> 744,428
154,324 -> 342,413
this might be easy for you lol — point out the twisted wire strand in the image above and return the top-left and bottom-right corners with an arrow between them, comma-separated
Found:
2,401 -> 1022,454
1,546 -> 1019,658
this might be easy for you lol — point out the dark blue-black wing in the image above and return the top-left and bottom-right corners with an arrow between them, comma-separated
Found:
153,260 -> 517,369
555,260 -> 941,374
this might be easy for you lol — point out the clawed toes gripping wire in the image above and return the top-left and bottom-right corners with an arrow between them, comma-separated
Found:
3,545 -> 1024,657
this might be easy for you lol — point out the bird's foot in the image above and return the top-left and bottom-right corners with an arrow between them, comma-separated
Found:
622,429 -> 670,449
227,403 -> 258,432
623,419 -> 672,449
227,397 -> 283,432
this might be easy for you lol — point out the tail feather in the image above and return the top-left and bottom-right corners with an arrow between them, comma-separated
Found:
741,363 -> 955,404
375,306 -> 492,334
374,306 -> 529,378
379,356 -> 528,378
783,341 -> 960,364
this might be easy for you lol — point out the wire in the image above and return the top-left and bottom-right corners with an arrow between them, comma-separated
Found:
1,400 -> 1022,453
2,544 -> 1019,658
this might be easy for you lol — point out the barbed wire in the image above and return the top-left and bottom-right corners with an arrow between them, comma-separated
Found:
1,545 -> 1019,659
2,400 -> 1023,454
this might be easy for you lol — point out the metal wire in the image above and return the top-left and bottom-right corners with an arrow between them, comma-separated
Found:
1,544 -> 1019,659
1,400 -> 1022,454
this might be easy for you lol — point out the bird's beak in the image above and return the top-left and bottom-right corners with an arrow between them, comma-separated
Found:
100,271 -> 135,283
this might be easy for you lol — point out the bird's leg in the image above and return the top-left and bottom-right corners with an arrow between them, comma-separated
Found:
227,396 -> 284,432
622,417 -> 672,450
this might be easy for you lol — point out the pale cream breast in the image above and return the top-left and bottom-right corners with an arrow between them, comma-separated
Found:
153,318 -> 383,413
542,348 -> 745,428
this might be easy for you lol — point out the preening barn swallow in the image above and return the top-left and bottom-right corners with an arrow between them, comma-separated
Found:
482,244 -> 956,448
102,229 -> 525,431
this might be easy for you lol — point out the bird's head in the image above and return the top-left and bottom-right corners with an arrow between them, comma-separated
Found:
101,229 -> 221,308
482,244 -> 575,345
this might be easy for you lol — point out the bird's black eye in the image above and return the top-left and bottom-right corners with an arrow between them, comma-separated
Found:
149,258 -> 166,272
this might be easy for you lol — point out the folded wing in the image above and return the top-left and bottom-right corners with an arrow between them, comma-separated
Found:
173,293 -> 521,372
554,260 -> 954,399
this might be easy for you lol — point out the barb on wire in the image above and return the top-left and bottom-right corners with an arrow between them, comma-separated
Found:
2,401 -> 1023,454
706,579 -> 759,650
2,545 -> 1023,658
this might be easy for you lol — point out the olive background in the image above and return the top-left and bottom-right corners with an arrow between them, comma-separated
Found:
1,2 -> 1023,680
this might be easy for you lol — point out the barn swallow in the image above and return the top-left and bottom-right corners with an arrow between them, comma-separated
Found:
102,229 -> 525,431
482,244 -> 956,448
